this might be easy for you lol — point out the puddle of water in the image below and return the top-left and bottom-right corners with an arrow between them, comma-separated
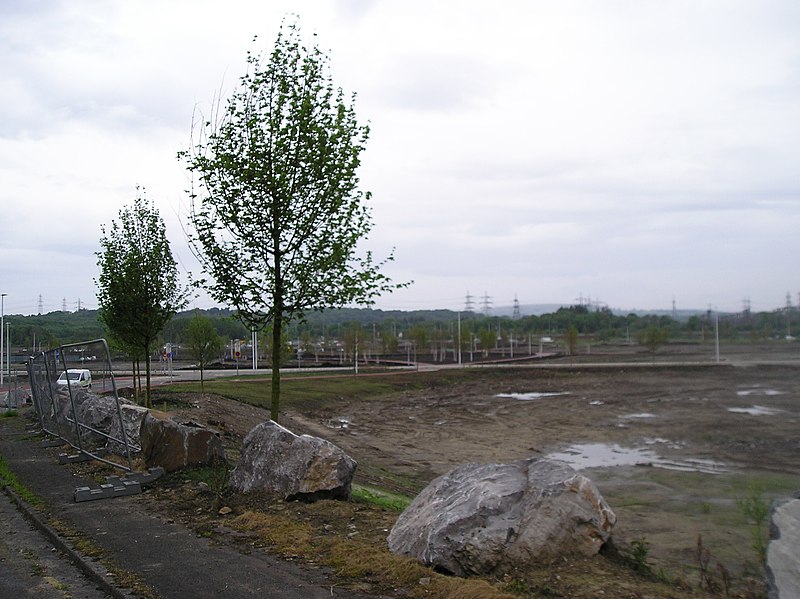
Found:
728,405 -> 782,416
548,443 -> 658,468
620,413 -> 657,419
644,437 -> 684,449
495,392 -> 569,401
547,443 -> 728,474
736,388 -> 783,396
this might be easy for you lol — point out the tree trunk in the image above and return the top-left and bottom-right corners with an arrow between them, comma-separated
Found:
271,313 -> 282,421
131,359 -> 138,403
144,343 -> 152,409
199,360 -> 205,392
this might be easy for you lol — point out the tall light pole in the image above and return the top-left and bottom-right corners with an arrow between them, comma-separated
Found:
457,311 -> 462,366
0,293 -> 5,388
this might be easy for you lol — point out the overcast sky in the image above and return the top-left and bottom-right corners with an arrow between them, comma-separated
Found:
1,0 -> 798,317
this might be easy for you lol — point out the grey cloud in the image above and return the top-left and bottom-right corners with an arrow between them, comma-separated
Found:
377,53 -> 496,112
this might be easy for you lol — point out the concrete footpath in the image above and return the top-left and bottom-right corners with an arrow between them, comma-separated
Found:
0,410 -> 378,599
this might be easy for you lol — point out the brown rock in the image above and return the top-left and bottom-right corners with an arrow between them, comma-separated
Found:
140,412 -> 226,472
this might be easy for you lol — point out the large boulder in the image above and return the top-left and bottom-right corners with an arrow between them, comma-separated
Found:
139,412 -> 226,472
105,403 -> 149,455
229,421 -> 357,501
52,387 -> 92,423
3,388 -> 31,408
387,458 -> 616,576
76,392 -> 132,447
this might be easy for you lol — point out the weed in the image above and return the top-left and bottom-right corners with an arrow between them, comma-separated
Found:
177,457 -> 231,498
351,485 -> 411,511
0,409 -> 18,418
736,480 -> 770,565
695,534 -> 734,596
0,456 -> 43,507
622,537 -> 654,575
499,575 -> 532,594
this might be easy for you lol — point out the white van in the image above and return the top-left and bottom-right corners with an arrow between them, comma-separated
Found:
56,369 -> 92,389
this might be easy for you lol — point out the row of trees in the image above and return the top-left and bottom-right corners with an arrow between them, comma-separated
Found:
8,301 -> 795,360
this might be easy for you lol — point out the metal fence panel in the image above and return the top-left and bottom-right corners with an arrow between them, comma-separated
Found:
27,339 -> 134,472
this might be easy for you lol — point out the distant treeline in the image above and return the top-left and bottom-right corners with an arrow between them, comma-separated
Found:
4,303 -> 797,352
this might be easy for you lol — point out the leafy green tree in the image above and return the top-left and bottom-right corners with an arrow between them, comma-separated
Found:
380,321 -> 399,355
564,325 -> 579,356
187,314 -> 223,391
478,328 -> 495,358
180,21 -> 402,420
637,326 -> 669,354
408,325 -> 428,360
95,189 -> 188,407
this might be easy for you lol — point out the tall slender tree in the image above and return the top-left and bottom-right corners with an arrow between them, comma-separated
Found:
96,189 -> 188,407
179,20 -> 404,420
186,313 -> 223,391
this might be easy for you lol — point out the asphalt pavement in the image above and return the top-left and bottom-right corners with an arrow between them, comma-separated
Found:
0,408 -> 379,599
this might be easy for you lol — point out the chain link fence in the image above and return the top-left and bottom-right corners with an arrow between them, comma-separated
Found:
27,338 -> 135,472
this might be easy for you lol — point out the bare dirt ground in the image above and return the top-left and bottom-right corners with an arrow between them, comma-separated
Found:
164,341 -> 800,592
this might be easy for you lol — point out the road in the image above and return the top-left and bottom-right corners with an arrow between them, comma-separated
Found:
0,489 -> 110,598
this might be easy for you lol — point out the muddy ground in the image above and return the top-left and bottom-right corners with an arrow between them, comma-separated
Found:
169,341 -> 800,586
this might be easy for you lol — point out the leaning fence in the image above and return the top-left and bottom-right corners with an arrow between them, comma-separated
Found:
27,338 -> 135,472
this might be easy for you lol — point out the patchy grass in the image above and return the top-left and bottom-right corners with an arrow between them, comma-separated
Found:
159,367 -> 557,412
143,470 -> 711,599
0,409 -> 19,418
0,455 -> 43,507
351,484 -> 412,511
48,517 -> 160,599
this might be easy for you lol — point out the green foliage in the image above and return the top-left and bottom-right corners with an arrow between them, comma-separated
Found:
176,458 -> 230,498
351,485 -> 411,511
187,313 -> 223,390
637,326 -> 669,353
0,456 -> 42,507
0,410 -> 18,418
180,19 -> 403,420
736,481 -> 770,565
95,188 -> 188,407
478,328 -> 495,357
6,310 -> 103,350
621,537 -> 653,575
564,324 -> 579,355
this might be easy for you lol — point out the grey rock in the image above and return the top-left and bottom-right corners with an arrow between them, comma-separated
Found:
387,458 -> 616,576
767,496 -> 800,599
105,403 -> 148,454
230,421 -> 357,501
3,388 -> 31,408
75,392 -> 132,447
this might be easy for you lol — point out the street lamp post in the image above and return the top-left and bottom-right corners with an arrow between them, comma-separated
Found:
0,293 -> 6,389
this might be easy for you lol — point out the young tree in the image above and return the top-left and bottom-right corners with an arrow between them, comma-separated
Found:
637,326 -> 669,355
96,190 -> 188,407
187,314 -> 223,391
478,328 -> 495,358
179,21 -> 403,420
564,325 -> 579,356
